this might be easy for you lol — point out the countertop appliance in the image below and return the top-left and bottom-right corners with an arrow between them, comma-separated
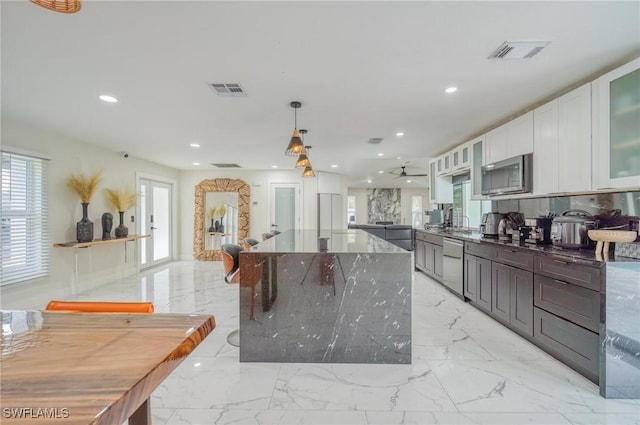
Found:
481,153 -> 533,196
498,212 -> 525,241
442,238 -> 464,297
480,212 -> 504,238
525,217 -> 554,244
551,210 -> 598,249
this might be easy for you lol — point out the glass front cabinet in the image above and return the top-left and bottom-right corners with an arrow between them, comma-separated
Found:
593,58 -> 640,190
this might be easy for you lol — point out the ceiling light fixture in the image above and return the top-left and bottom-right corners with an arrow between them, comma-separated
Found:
271,165 -> 279,168
377,153 -> 384,157
445,87 -> 457,94
378,170 -> 384,174
295,130 -> 310,168
285,101 -> 305,156
367,179 -> 372,183
331,164 -> 338,168
190,143 -> 200,148
396,132 -> 404,137
99,95 -> 118,103
30,0 -> 81,13
301,145 -> 315,178
193,162 -> 200,166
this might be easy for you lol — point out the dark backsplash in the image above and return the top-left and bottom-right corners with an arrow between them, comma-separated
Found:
494,191 -> 640,219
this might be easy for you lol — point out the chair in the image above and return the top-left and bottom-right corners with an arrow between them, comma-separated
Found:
242,237 -> 260,250
221,244 -> 243,283
45,300 -> 154,313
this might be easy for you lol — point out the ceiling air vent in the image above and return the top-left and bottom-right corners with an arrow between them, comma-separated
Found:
211,163 -> 242,168
368,138 -> 384,144
488,41 -> 550,59
209,83 -> 247,97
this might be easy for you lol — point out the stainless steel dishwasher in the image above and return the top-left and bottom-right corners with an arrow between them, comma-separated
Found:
442,238 -> 464,296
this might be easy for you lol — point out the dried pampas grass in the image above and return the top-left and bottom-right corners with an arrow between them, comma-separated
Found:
105,185 -> 139,212
218,204 -> 227,218
208,206 -> 218,219
67,170 -> 102,203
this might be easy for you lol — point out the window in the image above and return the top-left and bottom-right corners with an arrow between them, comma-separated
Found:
1,150 -> 49,285
222,203 -> 238,244
411,195 -> 423,228
346,195 -> 356,225
462,180 -> 491,229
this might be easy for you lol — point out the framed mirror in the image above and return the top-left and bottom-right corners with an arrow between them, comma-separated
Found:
194,178 -> 250,260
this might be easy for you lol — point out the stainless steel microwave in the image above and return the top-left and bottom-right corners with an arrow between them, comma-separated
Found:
481,153 -> 533,195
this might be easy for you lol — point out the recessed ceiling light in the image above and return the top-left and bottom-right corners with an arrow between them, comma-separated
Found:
396,132 -> 404,137
99,95 -> 118,103
378,170 -> 384,174
377,153 -> 384,157
397,156 -> 401,160
445,87 -> 458,94
406,179 -> 412,183
331,164 -> 338,168
367,179 -> 372,183
192,162 -> 200,166
271,165 -> 279,168
190,143 -> 200,148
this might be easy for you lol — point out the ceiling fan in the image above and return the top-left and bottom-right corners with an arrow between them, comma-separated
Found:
388,162 -> 428,178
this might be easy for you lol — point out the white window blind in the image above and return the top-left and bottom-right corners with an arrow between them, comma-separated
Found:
1,151 -> 49,285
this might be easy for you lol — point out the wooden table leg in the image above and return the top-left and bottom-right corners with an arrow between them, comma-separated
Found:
129,397 -> 151,425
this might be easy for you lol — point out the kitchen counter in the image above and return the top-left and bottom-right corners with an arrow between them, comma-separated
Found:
239,229 -> 411,364
416,228 -> 628,266
416,227 -> 640,399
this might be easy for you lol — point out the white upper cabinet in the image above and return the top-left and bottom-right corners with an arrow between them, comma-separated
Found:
533,99 -> 560,195
484,111 -> 534,165
436,153 -> 452,176
558,83 -> 592,193
533,84 -> 592,196
429,159 -> 453,204
592,58 -> 640,190
452,142 -> 471,172
469,136 -> 486,200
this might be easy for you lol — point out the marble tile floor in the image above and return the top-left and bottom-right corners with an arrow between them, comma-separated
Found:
1,260 -> 639,425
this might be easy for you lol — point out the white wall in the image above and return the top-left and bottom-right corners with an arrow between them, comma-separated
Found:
1,117 -> 179,306
178,169 -> 348,259
347,187 -> 428,225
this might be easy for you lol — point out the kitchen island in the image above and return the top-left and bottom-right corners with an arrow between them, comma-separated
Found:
238,229 -> 411,364
415,228 -> 640,399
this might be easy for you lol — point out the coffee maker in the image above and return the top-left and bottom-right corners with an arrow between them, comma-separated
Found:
525,217 -> 554,244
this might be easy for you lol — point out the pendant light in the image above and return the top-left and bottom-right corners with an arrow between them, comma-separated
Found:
295,130 -> 310,168
301,145 -> 315,178
30,0 -> 81,13
285,101 -> 305,156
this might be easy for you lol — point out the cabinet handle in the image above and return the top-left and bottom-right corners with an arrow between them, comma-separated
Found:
553,279 -> 568,285
554,259 -> 568,265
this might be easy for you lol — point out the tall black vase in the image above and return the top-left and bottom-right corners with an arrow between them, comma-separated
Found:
76,202 -> 94,242
115,211 -> 129,238
208,219 -> 215,233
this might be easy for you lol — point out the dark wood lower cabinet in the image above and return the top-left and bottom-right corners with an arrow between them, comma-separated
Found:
464,255 -> 478,302
415,240 -> 425,271
433,244 -> 443,281
533,307 -> 599,383
492,263 -> 511,323
425,243 -> 435,276
464,254 -> 492,312
491,262 -> 533,336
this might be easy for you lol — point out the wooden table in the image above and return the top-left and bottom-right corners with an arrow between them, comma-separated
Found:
0,310 -> 215,424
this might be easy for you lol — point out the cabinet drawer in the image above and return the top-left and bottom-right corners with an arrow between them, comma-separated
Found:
533,307 -> 599,382
465,242 -> 493,260
534,256 -> 602,291
422,232 -> 443,246
415,231 -> 427,242
494,247 -> 534,271
534,275 -> 600,333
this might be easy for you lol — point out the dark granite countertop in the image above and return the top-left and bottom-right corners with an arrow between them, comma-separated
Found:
415,228 -> 638,267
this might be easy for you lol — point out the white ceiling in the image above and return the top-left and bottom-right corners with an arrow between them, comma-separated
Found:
2,1 -> 639,188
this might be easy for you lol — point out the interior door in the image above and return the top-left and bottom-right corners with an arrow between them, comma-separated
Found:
139,178 -> 173,269
269,183 -> 300,233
